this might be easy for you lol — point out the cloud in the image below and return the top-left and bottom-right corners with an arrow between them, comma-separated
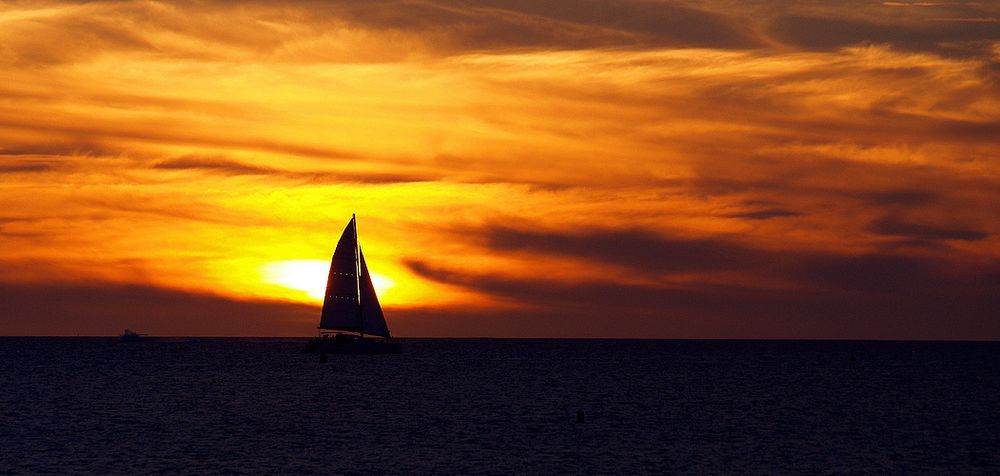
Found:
0,143 -> 118,158
271,0 -> 764,51
1,8 -> 155,66
153,157 -> 437,184
154,157 -> 276,175
0,116 -> 359,161
860,189 -> 939,206
0,161 -> 57,173
461,0 -> 763,49
2,0 -> 997,69
768,14 -> 1000,54
444,223 -> 999,297
867,216 -> 989,241
0,0 -> 764,70
725,208 -> 802,220
480,226 -> 768,275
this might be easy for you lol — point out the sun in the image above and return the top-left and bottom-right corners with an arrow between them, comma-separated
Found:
261,259 -> 395,301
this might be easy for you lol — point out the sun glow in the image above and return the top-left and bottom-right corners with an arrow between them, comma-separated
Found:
261,260 -> 396,302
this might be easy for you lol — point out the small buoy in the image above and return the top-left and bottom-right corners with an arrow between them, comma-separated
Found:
319,353 -> 328,363
576,410 -> 585,423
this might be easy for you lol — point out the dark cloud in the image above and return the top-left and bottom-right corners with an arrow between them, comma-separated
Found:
405,258 -> 766,311
0,162 -> 57,173
725,208 -> 802,220
461,0 -> 763,49
0,231 -> 46,240
0,282 -> 316,336
682,153 -> 995,230
327,1 -> 632,51
0,117 -> 359,162
462,224 -> 998,297
742,105 -> 1000,147
768,14 -> 1000,54
483,226 -> 768,274
868,216 -> 989,241
684,154 -> 892,198
153,157 -> 437,184
302,0 -> 763,51
0,143 -> 117,158
861,189 -> 939,206
154,157 -> 278,175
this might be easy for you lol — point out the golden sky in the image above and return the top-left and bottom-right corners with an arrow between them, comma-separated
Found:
1,0 -> 999,337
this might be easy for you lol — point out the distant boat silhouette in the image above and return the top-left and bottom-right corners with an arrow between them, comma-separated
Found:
119,329 -> 150,342
305,214 -> 401,354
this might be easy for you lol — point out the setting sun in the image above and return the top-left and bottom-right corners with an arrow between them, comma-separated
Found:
262,260 -> 396,302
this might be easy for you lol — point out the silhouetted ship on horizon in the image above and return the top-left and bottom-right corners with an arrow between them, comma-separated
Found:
119,329 -> 151,342
305,214 -> 401,355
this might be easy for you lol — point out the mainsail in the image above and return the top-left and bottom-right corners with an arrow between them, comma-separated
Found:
318,216 -> 391,338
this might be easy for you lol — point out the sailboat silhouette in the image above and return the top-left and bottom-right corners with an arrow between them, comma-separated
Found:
305,214 -> 401,354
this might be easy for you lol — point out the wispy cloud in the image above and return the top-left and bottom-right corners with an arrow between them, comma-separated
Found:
867,216 -> 989,241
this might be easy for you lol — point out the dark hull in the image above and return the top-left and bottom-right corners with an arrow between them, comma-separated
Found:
305,338 -> 402,354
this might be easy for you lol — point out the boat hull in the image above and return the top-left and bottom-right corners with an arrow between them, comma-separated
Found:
119,336 -> 155,342
305,338 -> 402,354
120,333 -> 154,342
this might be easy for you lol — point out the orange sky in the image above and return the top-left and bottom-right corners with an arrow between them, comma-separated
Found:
1,0 -> 998,337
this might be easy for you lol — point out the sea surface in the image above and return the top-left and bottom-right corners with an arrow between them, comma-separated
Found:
1,338 -> 998,474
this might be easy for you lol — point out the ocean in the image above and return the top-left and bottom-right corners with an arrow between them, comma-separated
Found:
1,338 -> 997,473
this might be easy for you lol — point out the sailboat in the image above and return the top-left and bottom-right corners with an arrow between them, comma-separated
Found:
119,329 -> 151,342
305,214 -> 402,354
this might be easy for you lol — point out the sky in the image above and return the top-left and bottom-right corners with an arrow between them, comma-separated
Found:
1,0 -> 999,338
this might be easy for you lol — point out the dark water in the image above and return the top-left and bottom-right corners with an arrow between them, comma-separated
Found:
1,338 -> 998,474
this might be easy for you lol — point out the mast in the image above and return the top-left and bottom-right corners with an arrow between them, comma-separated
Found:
354,213 -> 363,339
